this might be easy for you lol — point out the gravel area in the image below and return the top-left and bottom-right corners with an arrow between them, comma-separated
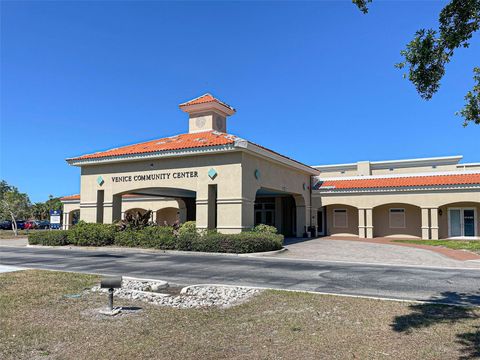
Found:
91,278 -> 261,309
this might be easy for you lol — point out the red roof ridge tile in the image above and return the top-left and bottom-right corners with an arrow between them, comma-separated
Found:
179,93 -> 235,112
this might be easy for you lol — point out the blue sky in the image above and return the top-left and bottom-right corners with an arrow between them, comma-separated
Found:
1,1 -> 479,202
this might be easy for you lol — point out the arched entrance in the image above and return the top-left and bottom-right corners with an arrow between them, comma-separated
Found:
124,208 -> 148,218
69,209 -> 80,227
112,187 -> 197,224
156,207 -> 179,226
254,188 -> 307,237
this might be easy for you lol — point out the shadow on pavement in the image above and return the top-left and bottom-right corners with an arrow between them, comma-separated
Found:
391,291 -> 480,359
283,237 -> 324,246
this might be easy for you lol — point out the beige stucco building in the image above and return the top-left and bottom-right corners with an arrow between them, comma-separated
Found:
62,94 -> 480,240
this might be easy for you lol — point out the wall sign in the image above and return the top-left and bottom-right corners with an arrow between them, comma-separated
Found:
111,171 -> 198,183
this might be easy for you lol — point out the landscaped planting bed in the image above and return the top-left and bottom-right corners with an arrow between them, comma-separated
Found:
27,222 -> 284,254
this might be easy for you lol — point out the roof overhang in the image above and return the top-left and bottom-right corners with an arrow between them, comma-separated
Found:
179,101 -> 236,117
67,140 -> 318,175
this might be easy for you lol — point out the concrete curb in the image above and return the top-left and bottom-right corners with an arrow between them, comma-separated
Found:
26,244 -> 287,258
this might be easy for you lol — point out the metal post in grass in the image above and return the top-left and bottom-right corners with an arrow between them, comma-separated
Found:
100,276 -> 122,313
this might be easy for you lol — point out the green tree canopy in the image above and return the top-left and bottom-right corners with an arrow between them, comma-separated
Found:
353,0 -> 480,126
0,180 -> 32,235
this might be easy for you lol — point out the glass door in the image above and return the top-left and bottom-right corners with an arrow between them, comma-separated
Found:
317,209 -> 324,236
464,209 -> 475,237
449,208 -> 477,237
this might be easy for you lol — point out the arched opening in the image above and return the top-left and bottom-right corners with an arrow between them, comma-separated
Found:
372,203 -> 422,238
156,207 -> 180,226
438,202 -> 480,239
113,187 -> 197,224
69,209 -> 80,227
325,204 -> 358,237
124,208 -> 149,218
254,188 -> 300,237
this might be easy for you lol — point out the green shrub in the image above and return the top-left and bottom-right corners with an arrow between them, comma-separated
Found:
67,221 -> 116,246
114,226 -> 176,249
176,232 -> 197,251
252,224 -> 278,234
27,220 -> 283,254
28,231 -> 69,246
178,221 -> 196,235
188,231 -> 283,253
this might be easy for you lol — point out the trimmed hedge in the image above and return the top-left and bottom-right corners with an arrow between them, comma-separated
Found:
67,222 -> 116,246
28,230 -> 69,246
114,226 -> 176,249
28,222 -> 284,253
189,232 -> 283,253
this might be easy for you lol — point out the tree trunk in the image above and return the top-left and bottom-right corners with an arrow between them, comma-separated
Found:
10,212 -> 17,237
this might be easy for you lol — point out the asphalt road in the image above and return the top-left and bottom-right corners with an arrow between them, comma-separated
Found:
1,246 -> 480,306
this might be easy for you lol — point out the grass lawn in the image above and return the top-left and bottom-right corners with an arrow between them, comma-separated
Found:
1,270 -> 479,360
393,239 -> 480,254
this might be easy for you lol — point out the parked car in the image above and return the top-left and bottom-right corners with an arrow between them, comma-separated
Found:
14,220 -> 26,230
37,220 -> 50,229
24,221 -> 37,230
0,220 -> 12,230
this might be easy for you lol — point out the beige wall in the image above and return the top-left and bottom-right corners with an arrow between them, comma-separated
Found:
76,148 -> 314,236
79,151 -> 243,231
315,190 -> 480,209
372,203 -> 422,238
313,190 -> 480,239
240,152 -> 312,236
326,205 -> 358,237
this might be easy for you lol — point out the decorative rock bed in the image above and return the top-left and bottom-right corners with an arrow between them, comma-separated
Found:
91,277 -> 261,309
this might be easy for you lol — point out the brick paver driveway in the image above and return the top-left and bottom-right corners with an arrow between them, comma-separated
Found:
264,237 -> 480,269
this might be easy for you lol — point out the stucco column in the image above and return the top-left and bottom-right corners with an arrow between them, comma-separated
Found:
195,198 -> 208,230
79,202 -> 98,223
274,197 -> 283,233
296,205 -> 307,237
151,210 -> 157,224
358,209 -> 366,238
216,197 -> 254,234
103,194 -> 122,224
430,207 -> 439,240
365,208 -> 373,238
63,212 -> 69,230
421,208 -> 430,240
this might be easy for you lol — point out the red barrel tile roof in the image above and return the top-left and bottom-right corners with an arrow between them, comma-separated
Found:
179,93 -> 235,111
68,131 -> 238,161
60,194 -> 80,201
316,173 -> 480,190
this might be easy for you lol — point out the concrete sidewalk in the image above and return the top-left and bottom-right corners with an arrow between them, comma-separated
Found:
0,237 -> 28,247
0,264 -> 24,273
265,237 -> 480,268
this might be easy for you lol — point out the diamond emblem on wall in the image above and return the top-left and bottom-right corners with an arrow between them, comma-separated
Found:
97,176 -> 104,186
208,168 -> 218,180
